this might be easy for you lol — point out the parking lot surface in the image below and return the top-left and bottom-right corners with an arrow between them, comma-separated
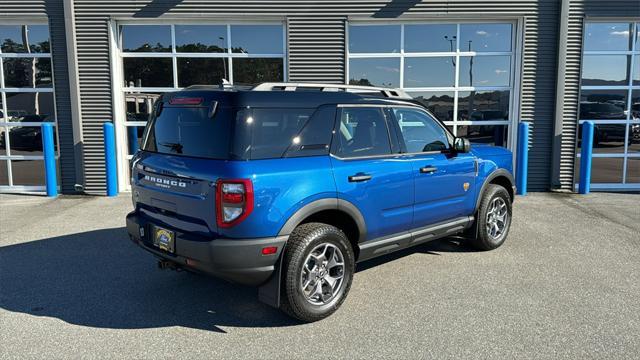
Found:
1,192 -> 639,359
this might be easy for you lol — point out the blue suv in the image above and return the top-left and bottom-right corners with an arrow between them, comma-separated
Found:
126,83 -> 515,322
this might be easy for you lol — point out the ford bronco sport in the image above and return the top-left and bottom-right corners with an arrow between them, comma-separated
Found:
126,83 -> 515,322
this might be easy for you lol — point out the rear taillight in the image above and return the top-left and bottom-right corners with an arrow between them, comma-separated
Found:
215,179 -> 254,228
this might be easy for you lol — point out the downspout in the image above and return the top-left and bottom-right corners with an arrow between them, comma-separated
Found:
550,0 -> 571,190
63,0 -> 86,192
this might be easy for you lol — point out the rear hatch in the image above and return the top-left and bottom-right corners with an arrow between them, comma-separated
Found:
131,91 -> 235,237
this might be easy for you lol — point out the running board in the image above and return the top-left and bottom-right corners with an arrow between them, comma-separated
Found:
357,216 -> 473,262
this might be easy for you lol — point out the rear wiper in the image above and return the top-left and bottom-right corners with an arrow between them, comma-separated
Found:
159,142 -> 183,154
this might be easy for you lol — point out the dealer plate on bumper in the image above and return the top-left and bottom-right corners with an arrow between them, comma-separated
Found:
153,226 -> 175,253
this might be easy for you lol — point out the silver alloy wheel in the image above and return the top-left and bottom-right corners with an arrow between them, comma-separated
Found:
486,197 -> 509,240
300,243 -> 345,305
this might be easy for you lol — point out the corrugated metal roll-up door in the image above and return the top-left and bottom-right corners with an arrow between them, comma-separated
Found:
287,17 -> 346,84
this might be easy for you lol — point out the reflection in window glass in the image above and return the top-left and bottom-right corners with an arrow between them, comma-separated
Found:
632,90 -> 640,121
349,25 -> 401,53
335,107 -> 391,157
177,58 -> 227,87
628,123 -> 640,153
582,55 -> 630,86
392,107 -> 450,153
0,96 -> 3,120
349,58 -> 400,88
10,160 -> 45,185
0,25 -> 50,53
577,157 -> 624,183
233,58 -> 283,85
404,57 -> 455,87
459,24 -> 512,52
457,125 -> 507,147
579,90 -> 627,120
230,25 -> 283,54
578,124 -> 626,154
5,126 -> 57,156
633,58 -> 640,86
3,58 -> 52,87
408,92 -> 454,122
583,23 -> 632,51
5,92 -> 55,121
458,91 -> 509,121
126,126 -> 145,155
459,56 -> 510,87
0,127 -> 7,155
0,160 -> 8,185
121,25 -> 171,52
175,25 -> 227,53
123,58 -> 173,87
404,24 -> 457,53
627,158 -> 640,183
125,93 -> 159,122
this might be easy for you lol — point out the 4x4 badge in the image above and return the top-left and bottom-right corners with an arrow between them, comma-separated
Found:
463,182 -> 470,191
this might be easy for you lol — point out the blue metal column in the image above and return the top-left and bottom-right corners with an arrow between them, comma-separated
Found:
516,122 -> 529,196
128,126 -> 139,154
103,122 -> 118,197
578,121 -> 594,194
41,123 -> 57,197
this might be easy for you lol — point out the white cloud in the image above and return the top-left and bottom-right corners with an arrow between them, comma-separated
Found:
610,30 -> 629,36
476,30 -> 488,36
375,66 -> 400,73
495,69 -> 508,75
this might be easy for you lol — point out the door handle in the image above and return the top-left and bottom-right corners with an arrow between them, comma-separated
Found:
348,173 -> 372,182
419,166 -> 438,174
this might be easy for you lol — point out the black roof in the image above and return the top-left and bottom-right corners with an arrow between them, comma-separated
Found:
160,88 -> 417,109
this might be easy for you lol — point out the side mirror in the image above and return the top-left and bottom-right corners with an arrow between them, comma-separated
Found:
454,137 -> 471,153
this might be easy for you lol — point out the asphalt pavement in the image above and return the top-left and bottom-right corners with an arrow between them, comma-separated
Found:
0,192 -> 639,359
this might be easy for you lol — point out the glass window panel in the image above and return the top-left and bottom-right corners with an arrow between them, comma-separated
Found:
0,25 -> 50,53
583,22 -> 632,51
404,24 -> 457,53
5,125 -> 57,156
579,90 -> 627,120
408,91 -> 454,122
458,90 -> 510,122
125,92 -> 161,122
232,58 -> 283,85
126,125 -> 145,156
334,107 -> 392,157
391,107 -> 450,153
456,124 -> 508,147
574,157 -> 624,184
348,25 -> 401,53
633,57 -> 640,86
123,58 -> 173,88
459,56 -> 511,87
404,57 -> 455,87
632,90 -> 640,120
0,96 -> 4,120
459,23 -> 512,52
121,25 -> 171,52
10,159 -> 46,185
177,58 -> 227,87
0,126 -> 7,155
349,58 -> 400,88
5,92 -> 55,122
628,123 -> 640,153
626,157 -> 640,183
581,55 -> 630,86
230,25 -> 283,54
175,25 -> 227,53
2,58 -> 52,88
0,160 -> 8,185
584,124 -> 626,154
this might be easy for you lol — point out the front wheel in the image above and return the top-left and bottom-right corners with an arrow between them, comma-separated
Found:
280,223 -> 355,322
469,184 -> 512,250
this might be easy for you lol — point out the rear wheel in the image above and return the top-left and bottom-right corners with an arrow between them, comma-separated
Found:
469,184 -> 512,250
280,223 -> 355,322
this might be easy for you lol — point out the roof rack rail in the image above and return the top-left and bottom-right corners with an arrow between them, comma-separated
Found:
252,82 -> 412,99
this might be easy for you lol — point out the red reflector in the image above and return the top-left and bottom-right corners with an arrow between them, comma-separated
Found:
169,97 -> 203,105
222,192 -> 244,204
261,246 -> 278,255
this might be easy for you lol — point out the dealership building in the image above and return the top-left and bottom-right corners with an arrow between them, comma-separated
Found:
0,0 -> 639,195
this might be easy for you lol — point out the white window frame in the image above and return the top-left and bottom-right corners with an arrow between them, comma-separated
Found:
345,19 -> 522,154
0,20 -> 59,193
109,20 -> 287,192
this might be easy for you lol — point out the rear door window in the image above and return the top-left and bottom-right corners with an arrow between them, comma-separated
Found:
332,107 -> 393,158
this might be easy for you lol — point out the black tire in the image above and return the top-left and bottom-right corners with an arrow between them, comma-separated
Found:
469,184 -> 512,251
280,222 -> 355,322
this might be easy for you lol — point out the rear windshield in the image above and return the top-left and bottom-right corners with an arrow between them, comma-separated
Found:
142,104 -> 334,160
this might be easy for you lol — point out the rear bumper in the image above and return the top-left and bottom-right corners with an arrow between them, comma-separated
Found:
126,211 -> 286,286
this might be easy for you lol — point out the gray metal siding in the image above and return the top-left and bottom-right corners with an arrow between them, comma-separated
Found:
0,0 -> 77,193
72,0 -> 561,193
556,0 -> 640,191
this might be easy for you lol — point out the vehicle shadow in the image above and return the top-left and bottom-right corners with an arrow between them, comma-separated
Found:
0,228 -> 472,332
